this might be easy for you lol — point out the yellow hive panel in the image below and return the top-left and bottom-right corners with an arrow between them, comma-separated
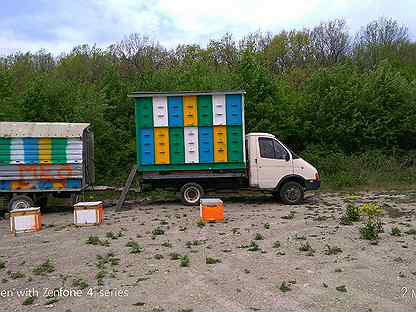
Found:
214,126 -> 227,162
154,128 -> 170,164
183,96 -> 198,126
39,138 -> 52,163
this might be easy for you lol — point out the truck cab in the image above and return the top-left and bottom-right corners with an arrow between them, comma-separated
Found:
246,132 -> 320,204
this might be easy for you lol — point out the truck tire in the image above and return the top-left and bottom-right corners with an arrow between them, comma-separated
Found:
180,183 -> 204,206
279,181 -> 304,205
8,195 -> 34,211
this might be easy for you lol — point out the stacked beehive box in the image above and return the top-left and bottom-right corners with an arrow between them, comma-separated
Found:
134,92 -> 245,172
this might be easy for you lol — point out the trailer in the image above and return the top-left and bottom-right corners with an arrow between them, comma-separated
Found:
129,90 -> 320,205
0,122 -> 94,211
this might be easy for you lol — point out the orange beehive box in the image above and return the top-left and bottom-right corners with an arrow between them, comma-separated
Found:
73,201 -> 104,225
10,207 -> 42,235
200,198 -> 224,223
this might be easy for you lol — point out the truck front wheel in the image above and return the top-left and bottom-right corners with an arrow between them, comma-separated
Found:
279,181 -> 304,205
180,183 -> 204,206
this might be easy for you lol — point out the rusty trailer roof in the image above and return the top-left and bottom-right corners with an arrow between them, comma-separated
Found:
0,122 -> 90,138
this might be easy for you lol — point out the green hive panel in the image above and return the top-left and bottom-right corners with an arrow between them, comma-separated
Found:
197,95 -> 213,126
169,127 -> 185,164
227,126 -> 244,162
51,138 -> 68,164
135,97 -> 154,128
0,138 -> 11,164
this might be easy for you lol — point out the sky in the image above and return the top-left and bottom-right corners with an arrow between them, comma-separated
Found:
0,0 -> 414,55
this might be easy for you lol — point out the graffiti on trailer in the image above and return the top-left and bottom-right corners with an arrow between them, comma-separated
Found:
19,164 -> 74,179
0,164 -> 82,191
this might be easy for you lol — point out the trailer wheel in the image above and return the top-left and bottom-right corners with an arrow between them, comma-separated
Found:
180,183 -> 204,206
279,181 -> 304,205
8,195 -> 34,211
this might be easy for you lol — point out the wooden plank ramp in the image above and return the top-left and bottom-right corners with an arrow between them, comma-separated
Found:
116,165 -> 137,211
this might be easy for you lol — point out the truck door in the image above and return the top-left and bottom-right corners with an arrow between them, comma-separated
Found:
256,137 -> 293,189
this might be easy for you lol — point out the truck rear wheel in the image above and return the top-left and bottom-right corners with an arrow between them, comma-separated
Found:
8,195 -> 34,211
180,183 -> 204,206
279,181 -> 304,205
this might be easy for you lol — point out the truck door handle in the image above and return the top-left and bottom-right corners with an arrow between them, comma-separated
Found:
255,158 -> 257,164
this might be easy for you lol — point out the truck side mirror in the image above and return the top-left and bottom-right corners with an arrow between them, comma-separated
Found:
285,153 -> 290,161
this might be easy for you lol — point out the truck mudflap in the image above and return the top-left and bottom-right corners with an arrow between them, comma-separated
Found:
305,179 -> 320,190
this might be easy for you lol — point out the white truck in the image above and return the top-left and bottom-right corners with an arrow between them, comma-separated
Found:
132,91 -> 320,205
139,131 -> 320,205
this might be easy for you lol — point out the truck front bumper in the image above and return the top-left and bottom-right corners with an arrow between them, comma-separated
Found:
305,180 -> 320,191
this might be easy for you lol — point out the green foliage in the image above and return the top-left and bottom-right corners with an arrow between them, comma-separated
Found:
22,296 -> 36,305
151,227 -> 165,236
391,226 -> 401,236
205,257 -> 221,264
340,205 -> 360,225
360,222 -> 379,240
0,19 -> 415,186
126,241 -> 144,254
85,235 -> 110,247
0,259 -> 5,270
180,255 -> 190,267
279,281 -> 291,292
272,241 -> 281,248
359,203 -> 384,240
324,244 -> 343,255
360,203 -> 384,222
32,259 -> 55,276
254,233 -> 264,240
72,278 -> 89,290
247,241 -> 260,252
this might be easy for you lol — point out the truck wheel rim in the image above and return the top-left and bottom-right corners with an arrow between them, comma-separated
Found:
13,200 -> 30,210
184,187 -> 200,204
286,186 -> 300,202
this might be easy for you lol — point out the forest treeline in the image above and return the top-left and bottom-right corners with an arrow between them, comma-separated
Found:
0,17 -> 415,188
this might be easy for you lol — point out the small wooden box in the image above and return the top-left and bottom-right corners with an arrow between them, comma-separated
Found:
73,201 -> 104,225
10,207 -> 42,235
200,198 -> 224,223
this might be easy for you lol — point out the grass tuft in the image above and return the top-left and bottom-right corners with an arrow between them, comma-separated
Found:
32,259 -> 55,276
180,255 -> 190,267
126,241 -> 144,254
206,257 -> 221,264
391,226 -> 401,237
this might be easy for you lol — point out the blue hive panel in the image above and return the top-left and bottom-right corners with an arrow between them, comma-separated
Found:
198,127 -> 214,163
226,94 -> 242,125
139,128 -> 155,165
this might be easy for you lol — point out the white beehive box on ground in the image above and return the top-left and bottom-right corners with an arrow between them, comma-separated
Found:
10,207 -> 42,235
73,201 -> 104,225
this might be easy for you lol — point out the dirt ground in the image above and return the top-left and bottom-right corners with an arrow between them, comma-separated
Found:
1,191 -> 416,312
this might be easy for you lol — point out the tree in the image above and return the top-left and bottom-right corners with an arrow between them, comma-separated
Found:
354,17 -> 409,68
311,19 -> 351,65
